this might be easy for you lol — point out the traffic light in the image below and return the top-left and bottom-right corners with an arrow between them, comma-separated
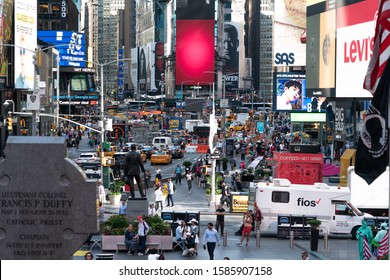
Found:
6,117 -> 12,132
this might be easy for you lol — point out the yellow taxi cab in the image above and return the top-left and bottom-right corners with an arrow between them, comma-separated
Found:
137,149 -> 147,162
229,121 -> 245,131
150,151 -> 173,165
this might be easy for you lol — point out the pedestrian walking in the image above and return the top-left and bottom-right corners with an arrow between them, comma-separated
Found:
202,222 -> 220,260
174,164 -> 182,185
215,204 -> 225,236
189,219 -> 199,254
155,166 -> 162,182
220,183 -> 230,208
144,169 -> 151,189
186,170 -> 193,193
166,178 -> 174,207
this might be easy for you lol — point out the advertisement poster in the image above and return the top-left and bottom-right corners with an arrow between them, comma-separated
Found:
273,72 -> 311,112
273,0 -> 306,66
14,0 -> 37,90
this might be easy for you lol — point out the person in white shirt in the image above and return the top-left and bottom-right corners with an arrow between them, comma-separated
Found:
166,178 -> 174,207
98,179 -> 105,202
154,184 -> 164,211
147,248 -> 160,260
148,203 -> 156,216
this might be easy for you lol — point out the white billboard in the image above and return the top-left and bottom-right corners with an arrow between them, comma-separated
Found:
273,0 -> 306,67
14,0 -> 37,90
335,1 -> 377,98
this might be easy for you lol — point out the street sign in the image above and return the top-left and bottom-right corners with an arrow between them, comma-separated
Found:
209,153 -> 222,160
220,98 -> 229,108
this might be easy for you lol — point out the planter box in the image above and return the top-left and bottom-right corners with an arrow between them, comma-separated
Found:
102,234 -> 173,251
102,235 -> 124,251
147,234 -> 173,251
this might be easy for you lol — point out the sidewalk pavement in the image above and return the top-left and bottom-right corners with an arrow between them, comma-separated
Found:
74,175 -> 360,260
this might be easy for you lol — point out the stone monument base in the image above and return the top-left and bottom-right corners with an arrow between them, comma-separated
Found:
126,197 -> 148,221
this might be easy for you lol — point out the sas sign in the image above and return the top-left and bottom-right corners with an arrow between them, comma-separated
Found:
274,52 -> 295,65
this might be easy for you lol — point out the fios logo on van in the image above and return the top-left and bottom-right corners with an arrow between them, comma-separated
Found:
297,198 -> 321,207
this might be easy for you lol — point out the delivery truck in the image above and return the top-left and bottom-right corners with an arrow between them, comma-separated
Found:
248,178 -> 373,238
348,166 -> 389,217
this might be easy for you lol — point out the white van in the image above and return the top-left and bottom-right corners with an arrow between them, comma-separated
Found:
152,137 -> 173,150
248,179 -> 373,238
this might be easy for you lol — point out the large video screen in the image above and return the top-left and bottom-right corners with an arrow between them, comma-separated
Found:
175,0 -> 215,85
273,72 -> 311,112
176,20 -> 214,85
306,0 -> 377,98
38,31 -> 87,68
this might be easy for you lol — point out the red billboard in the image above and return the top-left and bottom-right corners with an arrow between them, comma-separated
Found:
176,20 -> 214,85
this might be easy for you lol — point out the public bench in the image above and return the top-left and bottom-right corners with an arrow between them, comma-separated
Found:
116,242 -> 160,254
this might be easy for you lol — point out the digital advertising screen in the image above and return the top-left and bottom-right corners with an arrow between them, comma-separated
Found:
273,72 -> 311,112
175,0 -> 215,85
37,30 -> 87,67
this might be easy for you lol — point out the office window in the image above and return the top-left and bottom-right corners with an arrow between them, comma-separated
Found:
51,4 -> 60,13
39,3 -> 49,14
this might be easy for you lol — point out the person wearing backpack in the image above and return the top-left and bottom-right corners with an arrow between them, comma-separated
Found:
195,162 -> 202,187
254,201 -> 263,232
174,164 -> 182,185
135,216 -> 149,256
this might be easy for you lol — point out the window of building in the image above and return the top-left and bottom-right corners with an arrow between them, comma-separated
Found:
39,3 -> 49,14
51,3 -> 60,13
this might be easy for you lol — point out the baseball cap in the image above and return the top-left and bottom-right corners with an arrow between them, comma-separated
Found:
137,216 -> 142,220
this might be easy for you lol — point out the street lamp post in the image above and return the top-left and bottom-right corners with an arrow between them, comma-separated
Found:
208,82 -> 218,211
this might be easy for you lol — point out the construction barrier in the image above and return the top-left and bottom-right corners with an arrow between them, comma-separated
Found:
196,145 -> 209,154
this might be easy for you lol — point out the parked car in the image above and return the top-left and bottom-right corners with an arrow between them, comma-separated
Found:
167,145 -> 184,159
150,151 -> 173,165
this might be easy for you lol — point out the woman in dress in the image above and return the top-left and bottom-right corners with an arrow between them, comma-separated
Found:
189,219 -> 199,254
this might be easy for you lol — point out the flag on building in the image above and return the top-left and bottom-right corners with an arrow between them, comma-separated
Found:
363,236 -> 372,260
377,231 -> 389,259
363,0 -> 390,93
355,59 -> 390,184
356,0 -> 390,184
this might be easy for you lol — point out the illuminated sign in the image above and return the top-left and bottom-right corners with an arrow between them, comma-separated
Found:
231,195 -> 248,213
38,31 -> 87,67
273,72 -> 310,112
290,112 -> 326,122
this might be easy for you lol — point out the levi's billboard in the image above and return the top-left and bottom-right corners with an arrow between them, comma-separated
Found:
306,0 -> 379,98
